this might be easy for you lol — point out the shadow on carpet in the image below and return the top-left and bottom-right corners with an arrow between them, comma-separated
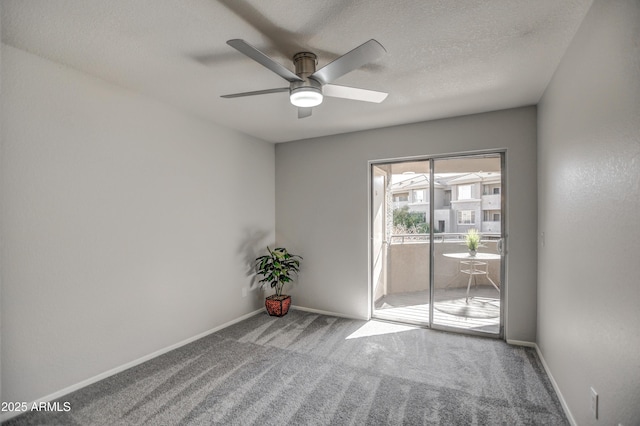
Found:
434,297 -> 500,319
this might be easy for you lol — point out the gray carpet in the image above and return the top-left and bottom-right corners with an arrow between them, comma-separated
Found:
4,310 -> 567,425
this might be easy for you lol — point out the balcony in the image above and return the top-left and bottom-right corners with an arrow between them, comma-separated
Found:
373,234 -> 501,334
481,193 -> 501,209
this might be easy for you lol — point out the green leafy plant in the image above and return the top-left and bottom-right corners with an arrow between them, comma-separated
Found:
255,247 -> 303,297
465,228 -> 481,251
393,206 -> 429,233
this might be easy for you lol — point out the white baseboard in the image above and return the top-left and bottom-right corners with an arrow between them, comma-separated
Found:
507,340 -> 576,425
506,339 -> 575,425
533,344 -> 577,426
506,339 -> 536,347
291,305 -> 366,321
0,308 -> 264,423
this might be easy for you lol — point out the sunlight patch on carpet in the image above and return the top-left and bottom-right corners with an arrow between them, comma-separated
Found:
346,320 -> 418,339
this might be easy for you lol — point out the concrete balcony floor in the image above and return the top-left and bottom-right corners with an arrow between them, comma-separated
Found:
373,286 -> 500,335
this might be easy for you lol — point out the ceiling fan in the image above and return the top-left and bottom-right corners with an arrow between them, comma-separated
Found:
221,39 -> 388,118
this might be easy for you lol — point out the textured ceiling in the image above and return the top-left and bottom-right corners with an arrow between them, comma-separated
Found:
1,0 -> 593,143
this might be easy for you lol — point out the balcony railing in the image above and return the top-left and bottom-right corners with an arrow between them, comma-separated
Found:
390,232 -> 501,244
384,236 -> 502,294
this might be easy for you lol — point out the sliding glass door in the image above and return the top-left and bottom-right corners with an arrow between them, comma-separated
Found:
371,161 -> 431,326
370,153 -> 504,337
430,155 -> 504,335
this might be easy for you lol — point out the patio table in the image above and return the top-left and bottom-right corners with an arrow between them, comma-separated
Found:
443,252 -> 501,302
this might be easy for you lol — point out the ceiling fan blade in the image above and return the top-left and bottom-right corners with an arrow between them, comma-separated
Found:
221,87 -> 289,98
323,84 -> 388,103
310,39 -> 386,85
298,107 -> 312,119
227,39 -> 303,83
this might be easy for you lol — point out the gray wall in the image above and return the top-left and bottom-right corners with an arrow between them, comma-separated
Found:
0,6 -> 3,408
537,0 -> 640,424
0,46 -> 275,404
276,107 -> 538,342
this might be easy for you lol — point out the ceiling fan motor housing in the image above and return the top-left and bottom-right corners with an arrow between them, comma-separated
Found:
290,52 -> 323,107
291,52 -> 322,91
293,52 -> 318,79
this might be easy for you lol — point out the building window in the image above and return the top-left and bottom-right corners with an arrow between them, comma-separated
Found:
458,185 -> 472,200
394,193 -> 408,202
412,189 -> 425,203
483,211 -> 501,222
457,210 -> 476,224
483,185 -> 501,195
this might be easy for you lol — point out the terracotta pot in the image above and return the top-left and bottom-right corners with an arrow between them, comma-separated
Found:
265,295 -> 291,317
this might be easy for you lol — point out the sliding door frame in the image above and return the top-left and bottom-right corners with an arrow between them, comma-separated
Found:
368,149 -> 506,339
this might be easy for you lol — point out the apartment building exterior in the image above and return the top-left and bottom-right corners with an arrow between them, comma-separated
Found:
391,172 -> 501,234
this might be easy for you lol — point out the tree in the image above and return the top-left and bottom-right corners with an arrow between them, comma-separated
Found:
393,206 -> 429,233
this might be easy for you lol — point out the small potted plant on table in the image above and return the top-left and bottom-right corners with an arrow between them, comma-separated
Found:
255,247 -> 302,317
465,228 -> 481,256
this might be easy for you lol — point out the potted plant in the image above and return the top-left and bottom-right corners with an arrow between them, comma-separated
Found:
465,228 -> 481,256
255,247 -> 302,317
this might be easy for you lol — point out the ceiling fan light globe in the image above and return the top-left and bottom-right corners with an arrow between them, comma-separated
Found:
290,87 -> 323,108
